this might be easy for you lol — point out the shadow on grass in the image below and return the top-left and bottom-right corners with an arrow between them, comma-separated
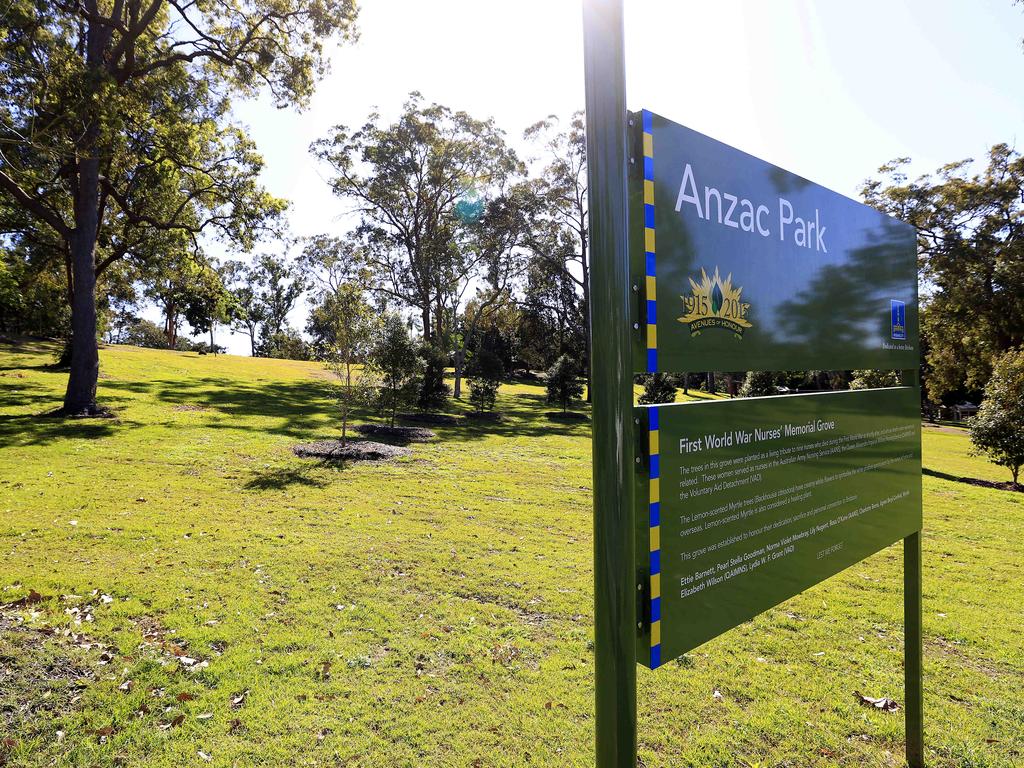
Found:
0,412 -> 145,448
923,467 -> 1022,493
101,376 -> 338,439
243,463 -> 332,491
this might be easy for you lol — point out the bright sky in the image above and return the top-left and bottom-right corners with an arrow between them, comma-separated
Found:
193,0 -> 1024,355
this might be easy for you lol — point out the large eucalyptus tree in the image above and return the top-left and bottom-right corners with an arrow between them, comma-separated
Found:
0,0 -> 357,413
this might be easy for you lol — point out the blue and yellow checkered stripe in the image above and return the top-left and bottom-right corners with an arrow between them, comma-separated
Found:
642,109 -> 657,373
648,405 -> 662,668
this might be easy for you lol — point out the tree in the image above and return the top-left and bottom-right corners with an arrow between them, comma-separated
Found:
467,348 -> 503,414
970,348 -> 1024,486
250,254 -> 307,356
638,373 -> 677,405
517,254 -> 585,372
739,371 -> 778,397
450,182 -> 536,398
371,315 -> 420,427
862,146 -> 1024,401
307,282 -> 378,444
546,354 -> 584,413
850,370 -> 902,390
142,251 -> 225,349
223,255 -> 306,357
0,2 -> 356,414
524,113 -> 591,398
311,93 -> 522,351
416,343 -> 450,412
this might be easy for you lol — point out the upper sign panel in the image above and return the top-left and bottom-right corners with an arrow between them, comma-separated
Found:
630,110 -> 919,374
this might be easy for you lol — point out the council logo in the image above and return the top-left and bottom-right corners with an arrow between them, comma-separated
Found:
678,266 -> 753,338
890,299 -> 907,340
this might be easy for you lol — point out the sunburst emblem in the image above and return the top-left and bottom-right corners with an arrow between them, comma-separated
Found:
678,267 -> 753,338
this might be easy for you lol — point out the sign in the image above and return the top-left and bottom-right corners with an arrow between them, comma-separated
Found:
583,6 -> 924,762
630,109 -> 919,374
636,387 -> 921,668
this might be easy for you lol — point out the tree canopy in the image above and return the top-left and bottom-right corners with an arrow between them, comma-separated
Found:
863,145 -> 1024,401
0,0 -> 357,413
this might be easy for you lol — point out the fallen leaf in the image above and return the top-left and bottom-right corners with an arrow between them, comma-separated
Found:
159,714 -> 185,730
118,680 -> 134,693
228,718 -> 243,734
230,690 -> 248,709
196,713 -> 214,721
176,692 -> 195,702
712,689 -> 723,700
854,691 -> 899,712
198,750 -> 212,761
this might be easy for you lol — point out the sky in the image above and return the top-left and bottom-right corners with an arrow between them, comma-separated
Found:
186,0 -> 1024,355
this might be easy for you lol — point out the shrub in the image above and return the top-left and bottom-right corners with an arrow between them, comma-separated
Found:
372,316 -> 420,427
739,371 -> 777,397
417,343 -> 450,411
850,370 -> 901,389
546,354 -> 584,413
467,349 -> 504,414
970,348 -> 1024,486
638,372 -> 676,405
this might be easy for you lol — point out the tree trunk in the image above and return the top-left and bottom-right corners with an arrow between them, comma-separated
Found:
453,346 -> 465,399
421,306 -> 431,343
210,325 -> 215,354
62,154 -> 101,415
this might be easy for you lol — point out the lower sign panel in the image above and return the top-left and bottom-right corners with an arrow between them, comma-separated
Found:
637,387 -> 922,669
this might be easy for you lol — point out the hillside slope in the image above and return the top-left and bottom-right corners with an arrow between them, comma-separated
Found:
0,340 -> 1021,767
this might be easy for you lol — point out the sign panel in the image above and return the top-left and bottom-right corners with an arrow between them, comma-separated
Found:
630,109 -> 919,374
636,387 -> 921,668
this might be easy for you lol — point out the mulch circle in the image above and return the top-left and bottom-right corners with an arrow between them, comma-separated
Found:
397,412 -> 462,426
544,411 -> 589,422
465,411 -> 504,422
353,424 -> 436,443
292,439 -> 411,462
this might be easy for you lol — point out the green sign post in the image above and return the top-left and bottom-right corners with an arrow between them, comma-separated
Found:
583,1 -> 924,766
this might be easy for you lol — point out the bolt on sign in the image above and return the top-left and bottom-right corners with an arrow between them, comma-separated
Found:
629,109 -> 922,670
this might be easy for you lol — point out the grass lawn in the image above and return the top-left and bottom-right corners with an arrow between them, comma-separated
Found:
0,339 -> 1021,767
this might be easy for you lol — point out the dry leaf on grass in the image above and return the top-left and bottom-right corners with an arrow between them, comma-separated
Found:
854,691 -> 899,712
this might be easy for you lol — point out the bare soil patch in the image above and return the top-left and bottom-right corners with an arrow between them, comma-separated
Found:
292,439 -> 411,462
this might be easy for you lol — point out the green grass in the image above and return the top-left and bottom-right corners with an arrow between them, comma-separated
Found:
0,340 -> 1021,767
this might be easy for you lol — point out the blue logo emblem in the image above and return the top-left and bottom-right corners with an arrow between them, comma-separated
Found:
890,300 -> 907,340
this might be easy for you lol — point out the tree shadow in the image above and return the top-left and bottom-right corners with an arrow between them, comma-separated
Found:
100,376 -> 338,439
923,467 -> 1021,492
0,411 -> 143,448
243,463 -> 333,491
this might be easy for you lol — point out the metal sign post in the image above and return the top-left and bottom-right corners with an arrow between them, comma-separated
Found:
582,1 -> 636,766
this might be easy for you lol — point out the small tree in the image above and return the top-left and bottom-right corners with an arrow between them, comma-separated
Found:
417,343 -> 451,412
639,373 -> 677,405
308,283 -> 379,444
739,371 -> 778,397
372,315 -> 420,427
970,349 -> 1024,486
546,355 -> 584,413
467,349 -> 504,414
